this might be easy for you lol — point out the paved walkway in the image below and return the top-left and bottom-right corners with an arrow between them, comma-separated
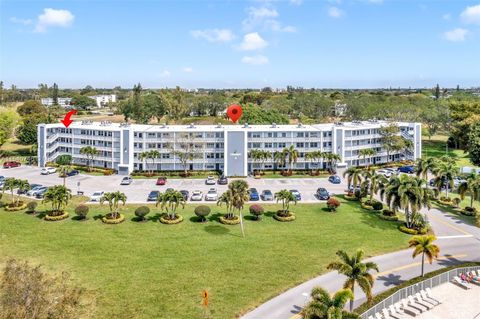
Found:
241,207 -> 480,319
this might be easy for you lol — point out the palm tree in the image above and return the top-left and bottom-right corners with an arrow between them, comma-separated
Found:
2,177 -> 18,207
229,180 -> 250,237
432,160 -> 458,197
100,191 -> 127,219
275,189 -> 297,215
362,170 -> 387,202
157,189 -> 185,220
416,157 -> 438,187
343,167 -> 363,191
326,153 -> 341,172
139,151 -> 149,173
217,189 -> 234,219
358,148 -> 376,169
15,179 -> 30,206
458,173 -> 480,209
148,150 -> 160,174
42,185 -> 72,214
408,235 -> 440,277
327,249 -> 379,311
58,165 -> 72,186
302,287 -> 360,319
285,145 -> 299,174
250,149 -> 264,175
403,139 -> 414,158
305,152 -> 316,174
273,149 -> 287,173
79,146 -> 99,171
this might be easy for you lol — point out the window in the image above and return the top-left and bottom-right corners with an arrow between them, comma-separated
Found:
206,153 -> 215,159
205,133 -> 215,138
148,133 -> 156,138
162,153 -> 170,159
252,132 -> 261,138
207,143 -> 215,148
265,143 -> 273,148
280,132 -> 287,138
296,132 -> 304,138
310,142 -> 318,148
267,132 -> 273,138
323,142 -> 332,147
252,142 -> 261,148
296,142 -> 304,148
278,142 -> 286,148
309,132 -> 318,137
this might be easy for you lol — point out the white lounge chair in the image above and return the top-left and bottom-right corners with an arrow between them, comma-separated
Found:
414,293 -> 434,309
453,276 -> 471,289
407,295 -> 428,312
388,305 -> 408,319
368,316 -> 375,319
420,290 -> 440,306
425,287 -> 441,304
375,313 -> 383,319
401,299 -> 421,316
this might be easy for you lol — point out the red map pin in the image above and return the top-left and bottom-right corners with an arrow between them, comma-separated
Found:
226,104 -> 242,123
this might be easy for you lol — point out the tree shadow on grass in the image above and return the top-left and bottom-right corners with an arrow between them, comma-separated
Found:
189,215 -> 208,223
148,213 -> 161,222
207,212 -> 222,223
264,211 -> 277,218
244,215 -> 260,221
35,211 -> 47,219
358,209 -> 400,231
204,225 -> 230,236
92,214 -> 103,221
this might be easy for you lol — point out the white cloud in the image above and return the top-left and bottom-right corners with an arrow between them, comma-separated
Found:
460,4 -> 480,25
367,0 -> 383,3
182,67 -> 193,73
239,32 -> 268,51
242,6 -> 295,33
241,55 -> 269,65
443,28 -> 468,42
442,13 -> 451,21
190,29 -> 235,42
289,0 -> 303,5
34,8 -> 74,33
10,17 -> 32,25
159,70 -> 171,77
328,7 -> 344,18
264,20 -> 297,32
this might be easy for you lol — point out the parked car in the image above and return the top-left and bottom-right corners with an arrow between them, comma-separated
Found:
217,175 -> 228,185
65,169 -> 79,177
398,166 -> 415,174
248,188 -> 259,201
18,183 -> 42,195
3,161 -> 21,169
165,188 -> 174,193
190,190 -> 203,201
90,191 -> 105,202
290,189 -> 302,201
27,185 -> 46,196
120,176 -> 133,185
316,187 -> 330,200
328,175 -> 341,184
0,176 -> 4,187
35,187 -> 49,199
156,177 -> 167,185
453,177 -> 466,188
147,190 -> 160,201
205,176 -> 216,185
180,190 -> 189,201
41,167 -> 56,175
377,169 -> 393,178
261,189 -> 274,201
205,188 -> 218,201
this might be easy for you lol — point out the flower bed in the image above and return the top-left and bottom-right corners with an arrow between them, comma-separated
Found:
460,208 -> 477,217
44,211 -> 69,221
344,194 -> 358,201
219,215 -> 240,225
4,202 -> 27,212
378,214 -> 399,221
398,225 -> 428,235
361,203 -> 374,210
159,214 -> 184,225
102,213 -> 125,224
273,211 -> 296,222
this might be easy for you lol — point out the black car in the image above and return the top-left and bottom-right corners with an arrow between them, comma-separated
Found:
35,187 -> 49,199
217,175 -> 228,185
66,169 -> 79,177
180,190 -> 189,201
328,175 -> 341,184
18,183 -> 41,195
316,187 -> 330,200
147,191 -> 160,202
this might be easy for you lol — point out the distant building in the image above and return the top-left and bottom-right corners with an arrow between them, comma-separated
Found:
88,94 -> 116,108
333,103 -> 347,117
40,97 -> 72,107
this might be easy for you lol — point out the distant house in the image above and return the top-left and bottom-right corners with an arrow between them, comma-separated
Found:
333,103 -> 347,117
41,97 -> 72,107
88,94 -> 117,108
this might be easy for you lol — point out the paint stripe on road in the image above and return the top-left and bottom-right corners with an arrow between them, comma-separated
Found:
428,214 -> 472,236
436,235 -> 474,239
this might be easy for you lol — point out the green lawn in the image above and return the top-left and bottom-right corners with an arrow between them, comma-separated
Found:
422,134 -> 476,168
0,196 -> 410,319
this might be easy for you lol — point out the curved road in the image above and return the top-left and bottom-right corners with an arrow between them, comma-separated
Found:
241,206 -> 480,319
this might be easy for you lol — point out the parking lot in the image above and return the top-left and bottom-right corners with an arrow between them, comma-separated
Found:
0,166 -> 348,203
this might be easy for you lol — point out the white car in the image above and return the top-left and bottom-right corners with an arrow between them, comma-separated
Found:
205,188 -> 218,201
120,176 -> 133,185
205,176 -> 216,185
377,169 -> 393,178
453,177 -> 466,188
90,191 -> 105,202
41,167 -> 57,175
27,186 -> 47,196
190,190 -> 203,201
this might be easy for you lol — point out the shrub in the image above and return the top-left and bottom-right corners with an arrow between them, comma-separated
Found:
465,206 -> 477,213
134,206 -> 150,221
102,213 -> 125,224
326,198 -> 341,212
398,225 -> 419,235
219,215 -> 241,225
382,209 -> 395,216
344,194 -> 358,201
273,211 -> 296,222
452,197 -> 461,207
26,202 -> 38,214
372,201 -> 383,211
74,205 -> 89,220
378,214 -> 398,221
44,212 -> 69,221
159,214 -> 183,224
439,196 -> 452,202
363,199 -> 374,206
5,202 -> 28,211
194,205 -> 211,222
249,204 -> 264,220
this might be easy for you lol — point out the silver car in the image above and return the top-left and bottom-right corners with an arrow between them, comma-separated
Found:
120,176 -> 133,185
205,188 -> 218,201
205,176 -> 216,185
190,190 -> 203,201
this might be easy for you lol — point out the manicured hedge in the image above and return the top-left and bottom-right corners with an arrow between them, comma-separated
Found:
4,202 -> 28,212
44,211 -> 69,221
159,214 -> 184,225
378,214 -> 399,222
398,225 -> 428,235
102,214 -> 125,224
273,212 -> 296,222
219,215 -> 240,225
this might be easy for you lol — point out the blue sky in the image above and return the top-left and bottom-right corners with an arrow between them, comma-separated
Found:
1,0 -> 480,88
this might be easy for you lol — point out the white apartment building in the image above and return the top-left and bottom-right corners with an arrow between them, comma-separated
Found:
88,94 -> 116,108
37,120 -> 421,176
40,97 -> 72,107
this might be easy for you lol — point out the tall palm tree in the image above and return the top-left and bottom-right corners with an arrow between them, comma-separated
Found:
42,185 -> 72,214
250,149 -> 264,174
302,287 -> 360,319
79,146 -> 99,171
305,152 -> 316,174
58,165 -> 72,186
148,150 -> 160,174
458,173 -> 480,209
416,157 -> 438,187
273,150 -> 287,172
2,177 -> 18,207
343,167 -> 363,191
327,249 -> 379,311
358,148 -> 375,170
362,170 -> 387,202
285,145 -> 299,174
100,191 -> 127,219
408,235 -> 440,277
275,189 -> 297,215
138,151 -> 149,173
15,179 -> 30,206
229,179 -> 250,237
432,160 -> 458,197
217,189 -> 234,219
326,153 -> 341,172
157,189 -> 185,220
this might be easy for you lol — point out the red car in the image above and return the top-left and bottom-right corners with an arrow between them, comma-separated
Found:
156,177 -> 167,185
3,161 -> 21,169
